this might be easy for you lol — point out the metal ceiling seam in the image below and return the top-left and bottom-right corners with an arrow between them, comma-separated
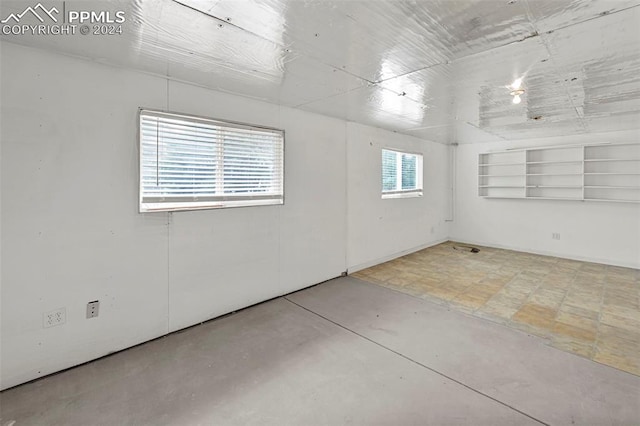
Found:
405,123 -> 452,132
170,0 -> 267,42
374,61 -> 450,85
527,1 -> 640,36
535,34 -> 588,131
464,121 -> 510,142
292,84 -> 369,109
519,0 -> 588,131
443,1 -> 639,69
168,0 -> 438,86
170,0 -> 376,86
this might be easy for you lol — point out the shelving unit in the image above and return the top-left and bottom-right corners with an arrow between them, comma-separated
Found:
584,143 -> 640,202
478,150 -> 526,198
478,143 -> 640,203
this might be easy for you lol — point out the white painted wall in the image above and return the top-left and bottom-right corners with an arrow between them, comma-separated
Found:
1,42 -> 447,390
451,130 -> 640,269
162,81 -> 349,333
346,123 -> 450,271
2,43 -> 172,391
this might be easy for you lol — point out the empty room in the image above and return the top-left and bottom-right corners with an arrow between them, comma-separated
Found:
1,0 -> 639,425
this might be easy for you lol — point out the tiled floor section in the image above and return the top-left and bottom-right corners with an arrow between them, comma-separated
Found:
352,241 -> 640,376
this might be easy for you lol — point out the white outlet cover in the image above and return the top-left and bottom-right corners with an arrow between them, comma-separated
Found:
43,308 -> 66,328
86,300 -> 100,319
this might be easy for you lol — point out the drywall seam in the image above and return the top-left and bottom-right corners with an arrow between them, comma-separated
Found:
446,144 -> 456,222
344,119 -> 350,272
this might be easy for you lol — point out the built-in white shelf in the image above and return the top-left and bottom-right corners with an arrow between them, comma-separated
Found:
478,142 -> 640,203
527,173 -> 582,176
526,160 -> 583,165
526,185 -> 582,188
527,197 -> 583,201
584,173 -> 640,175
483,196 -> 527,199
478,162 -> 524,167
583,198 -> 640,204
585,186 -> 640,189
584,158 -> 640,162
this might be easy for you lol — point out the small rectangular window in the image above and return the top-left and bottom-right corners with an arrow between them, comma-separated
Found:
139,110 -> 284,212
381,148 -> 423,198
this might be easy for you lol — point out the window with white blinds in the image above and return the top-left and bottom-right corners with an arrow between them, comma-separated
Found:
381,148 -> 423,198
139,110 -> 284,212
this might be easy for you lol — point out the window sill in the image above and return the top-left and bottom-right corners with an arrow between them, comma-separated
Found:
381,192 -> 423,200
140,198 -> 283,213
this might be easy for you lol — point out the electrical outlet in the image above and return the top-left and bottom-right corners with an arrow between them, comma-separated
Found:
43,308 -> 66,328
552,233 -> 561,240
86,300 -> 100,319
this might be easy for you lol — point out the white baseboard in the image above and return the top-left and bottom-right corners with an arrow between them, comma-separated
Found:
347,238 -> 449,273
451,238 -> 640,270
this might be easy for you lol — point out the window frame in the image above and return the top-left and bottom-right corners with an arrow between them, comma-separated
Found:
138,108 -> 285,213
381,148 -> 423,199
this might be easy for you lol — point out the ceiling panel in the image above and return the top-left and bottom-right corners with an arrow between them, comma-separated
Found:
182,0 -> 451,82
447,34 -> 586,140
299,84 -> 430,131
540,6 -> 640,133
404,124 -> 455,144
138,0 -> 367,106
183,0 -> 540,82
138,1 -> 291,82
376,63 -> 453,105
166,53 -> 368,107
526,0 -> 640,32
393,0 -> 536,60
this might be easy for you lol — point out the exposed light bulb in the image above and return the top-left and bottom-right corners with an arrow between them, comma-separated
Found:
511,77 -> 523,90
512,94 -> 522,104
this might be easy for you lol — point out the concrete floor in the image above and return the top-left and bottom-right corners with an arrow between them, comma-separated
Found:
353,242 -> 640,376
1,277 -> 639,425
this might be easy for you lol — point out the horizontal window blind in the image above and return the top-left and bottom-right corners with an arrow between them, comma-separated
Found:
381,149 -> 423,197
139,110 -> 284,212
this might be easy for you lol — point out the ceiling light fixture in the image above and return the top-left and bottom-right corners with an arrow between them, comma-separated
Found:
510,88 -> 525,104
510,78 -> 523,90
509,77 -> 525,104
